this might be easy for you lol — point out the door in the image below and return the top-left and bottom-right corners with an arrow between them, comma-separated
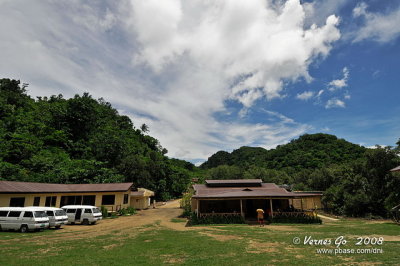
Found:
75,209 -> 82,221
0,211 -> 9,230
7,211 -> 22,230
46,211 -> 55,227
23,211 -> 34,229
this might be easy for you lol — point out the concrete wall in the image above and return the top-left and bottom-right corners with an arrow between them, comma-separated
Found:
130,196 -> 151,209
0,191 -> 131,211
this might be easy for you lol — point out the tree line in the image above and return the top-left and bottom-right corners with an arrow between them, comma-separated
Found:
0,79 -> 200,200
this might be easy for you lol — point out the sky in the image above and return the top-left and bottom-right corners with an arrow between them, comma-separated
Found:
1,0 -> 399,164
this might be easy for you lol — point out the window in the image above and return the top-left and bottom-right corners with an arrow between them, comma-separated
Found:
9,197 -> 25,207
60,196 -> 83,206
0,211 -> 9,217
23,212 -> 33,218
84,209 -> 92,213
34,211 -> 47,218
46,211 -> 54,216
33,197 -> 40,206
101,195 -> 115,205
66,209 -> 76,213
55,210 -> 66,216
8,211 -> 21,217
123,194 -> 129,204
82,195 -> 96,205
45,196 -> 57,207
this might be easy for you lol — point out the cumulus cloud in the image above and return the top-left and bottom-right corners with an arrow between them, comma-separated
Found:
328,67 -> 349,91
129,0 -> 340,106
352,2 -> 400,43
296,91 -> 314,100
325,98 -> 345,109
0,0 -> 340,161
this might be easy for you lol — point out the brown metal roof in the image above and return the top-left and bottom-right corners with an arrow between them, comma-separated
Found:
205,179 -> 262,187
390,166 -> 400,172
205,179 -> 262,184
192,182 -> 322,199
0,181 -> 133,193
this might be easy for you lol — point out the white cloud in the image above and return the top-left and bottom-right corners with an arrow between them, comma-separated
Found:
325,98 -> 345,109
352,2 -> 400,43
316,89 -> 324,97
296,91 -> 314,100
128,0 -> 340,107
303,0 -> 347,27
0,0 -> 340,161
328,67 -> 349,91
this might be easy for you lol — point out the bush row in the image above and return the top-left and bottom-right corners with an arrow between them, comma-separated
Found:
189,212 -> 245,225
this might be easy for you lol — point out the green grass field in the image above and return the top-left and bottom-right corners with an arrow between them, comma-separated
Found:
0,219 -> 399,265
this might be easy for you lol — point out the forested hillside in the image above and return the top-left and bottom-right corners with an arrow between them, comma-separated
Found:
201,134 -> 400,218
0,79 -> 199,200
201,133 -> 367,170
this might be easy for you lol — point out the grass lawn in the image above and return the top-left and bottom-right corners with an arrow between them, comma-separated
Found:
0,219 -> 399,265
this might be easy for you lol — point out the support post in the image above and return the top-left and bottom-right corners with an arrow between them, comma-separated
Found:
269,199 -> 274,218
197,199 -> 199,218
240,199 -> 244,218
300,198 -> 303,211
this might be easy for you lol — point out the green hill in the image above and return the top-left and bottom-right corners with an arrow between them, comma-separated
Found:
201,133 -> 367,170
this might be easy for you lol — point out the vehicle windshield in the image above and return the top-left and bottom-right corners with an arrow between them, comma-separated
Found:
34,211 -> 48,218
55,210 -> 67,216
92,208 -> 101,214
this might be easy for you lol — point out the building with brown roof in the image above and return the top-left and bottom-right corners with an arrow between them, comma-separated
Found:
130,188 -> 155,209
0,181 -> 153,212
191,179 -> 323,220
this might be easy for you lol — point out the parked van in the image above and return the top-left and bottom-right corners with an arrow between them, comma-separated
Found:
0,207 -> 49,232
27,207 -> 68,228
61,205 -> 102,225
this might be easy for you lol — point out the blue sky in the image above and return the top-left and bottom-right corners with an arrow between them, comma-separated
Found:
0,0 -> 399,164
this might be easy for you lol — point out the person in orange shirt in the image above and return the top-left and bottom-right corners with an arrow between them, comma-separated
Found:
256,208 -> 264,226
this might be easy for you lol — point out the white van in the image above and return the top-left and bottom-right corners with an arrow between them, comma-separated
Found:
61,205 -> 102,225
0,207 -> 49,232
27,207 -> 68,228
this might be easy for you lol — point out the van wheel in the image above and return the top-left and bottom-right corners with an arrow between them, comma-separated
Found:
0,225 -> 2,231
91,221 -> 96,225
82,219 -> 89,225
20,225 -> 28,233
55,225 -> 61,229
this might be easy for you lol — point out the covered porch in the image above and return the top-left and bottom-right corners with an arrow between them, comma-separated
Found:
194,197 -> 316,220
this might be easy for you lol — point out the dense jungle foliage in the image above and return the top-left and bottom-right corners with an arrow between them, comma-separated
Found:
0,79 -> 200,200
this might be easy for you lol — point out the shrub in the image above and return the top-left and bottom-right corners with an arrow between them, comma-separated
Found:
117,207 -> 137,216
189,212 -> 245,225
180,190 -> 193,217
271,213 -> 322,224
101,206 -> 108,218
